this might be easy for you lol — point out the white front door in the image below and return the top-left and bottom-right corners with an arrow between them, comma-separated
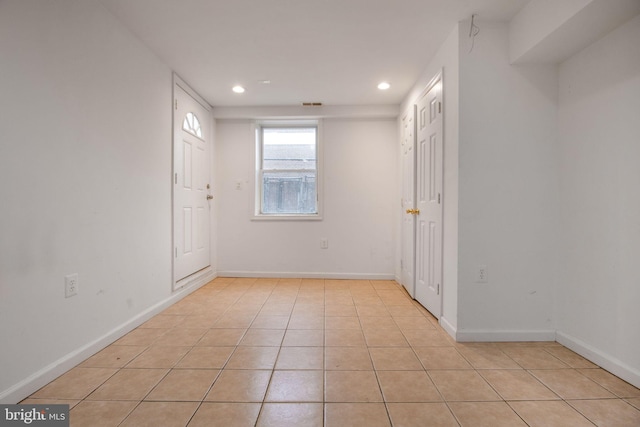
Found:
173,82 -> 211,284
401,106 -> 416,297
414,76 -> 443,318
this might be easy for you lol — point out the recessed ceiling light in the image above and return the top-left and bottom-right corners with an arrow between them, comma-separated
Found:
377,82 -> 391,90
232,85 -> 245,93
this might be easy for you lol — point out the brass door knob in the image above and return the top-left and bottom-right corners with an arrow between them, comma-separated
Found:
206,195 -> 213,200
406,209 -> 420,215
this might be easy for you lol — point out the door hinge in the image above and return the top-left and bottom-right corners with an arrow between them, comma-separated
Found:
438,102 -> 442,114
175,99 -> 178,110
437,283 -> 440,295
175,247 -> 177,258
438,193 -> 441,204
175,173 -> 178,184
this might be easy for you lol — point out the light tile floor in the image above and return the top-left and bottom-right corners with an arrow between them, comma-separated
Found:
22,277 -> 640,426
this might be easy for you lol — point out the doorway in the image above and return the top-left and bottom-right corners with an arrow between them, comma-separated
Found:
402,72 -> 444,318
173,76 -> 213,289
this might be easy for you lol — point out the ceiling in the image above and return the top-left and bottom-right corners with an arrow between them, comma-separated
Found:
100,0 -> 528,107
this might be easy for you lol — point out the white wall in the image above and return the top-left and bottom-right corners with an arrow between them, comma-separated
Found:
556,14 -> 640,386
400,25 -> 460,334
0,0 -> 186,402
456,20 -> 560,340
215,117 -> 397,278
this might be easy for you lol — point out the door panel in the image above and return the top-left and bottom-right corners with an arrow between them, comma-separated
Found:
419,136 -> 427,202
183,141 -> 192,189
428,221 -> 435,287
174,84 -> 211,283
197,207 -> 206,250
183,207 -> 192,254
414,77 -> 443,318
429,135 -> 437,200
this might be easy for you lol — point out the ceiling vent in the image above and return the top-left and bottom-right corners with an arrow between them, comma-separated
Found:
302,102 -> 323,107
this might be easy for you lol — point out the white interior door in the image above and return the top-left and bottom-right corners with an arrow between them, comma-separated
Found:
174,82 -> 211,283
401,106 -> 416,297
414,76 -> 443,318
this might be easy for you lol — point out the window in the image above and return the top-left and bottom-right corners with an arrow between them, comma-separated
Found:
183,112 -> 202,138
255,121 -> 321,219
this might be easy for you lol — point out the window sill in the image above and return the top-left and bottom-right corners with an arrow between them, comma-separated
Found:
251,214 -> 323,221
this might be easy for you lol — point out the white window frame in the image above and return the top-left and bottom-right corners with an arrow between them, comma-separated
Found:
252,119 -> 323,221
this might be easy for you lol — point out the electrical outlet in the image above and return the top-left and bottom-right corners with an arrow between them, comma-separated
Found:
320,238 -> 329,249
476,265 -> 488,283
65,273 -> 78,298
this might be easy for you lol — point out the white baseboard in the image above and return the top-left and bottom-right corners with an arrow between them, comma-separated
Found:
556,331 -> 640,389
439,316 -> 457,339
217,271 -> 396,280
456,329 -> 557,342
0,273 -> 215,404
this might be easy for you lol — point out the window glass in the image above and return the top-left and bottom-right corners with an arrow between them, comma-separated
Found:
263,128 -> 316,170
258,125 -> 319,216
182,112 -> 202,138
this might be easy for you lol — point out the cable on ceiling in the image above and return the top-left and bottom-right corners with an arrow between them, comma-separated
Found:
468,14 -> 480,53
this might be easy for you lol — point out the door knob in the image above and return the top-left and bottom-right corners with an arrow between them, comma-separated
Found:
406,209 -> 420,215
206,195 -> 213,200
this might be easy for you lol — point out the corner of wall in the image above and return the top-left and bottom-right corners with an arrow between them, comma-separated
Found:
557,331 -> 640,389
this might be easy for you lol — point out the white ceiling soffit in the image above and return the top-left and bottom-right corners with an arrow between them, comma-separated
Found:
100,0 -> 527,107
510,0 -> 640,64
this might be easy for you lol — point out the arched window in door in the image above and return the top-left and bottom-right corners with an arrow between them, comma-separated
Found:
182,112 -> 202,138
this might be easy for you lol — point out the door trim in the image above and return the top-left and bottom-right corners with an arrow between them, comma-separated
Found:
418,69 -> 443,108
174,73 -> 210,111
172,73 -> 213,291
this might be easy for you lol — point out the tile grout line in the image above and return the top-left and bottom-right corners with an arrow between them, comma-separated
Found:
255,278 -> 301,427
